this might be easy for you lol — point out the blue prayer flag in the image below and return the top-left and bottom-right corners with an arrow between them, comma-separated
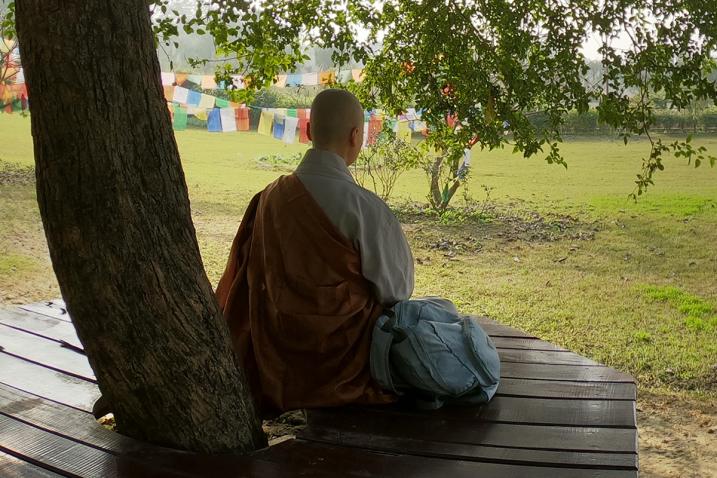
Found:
207,108 -> 222,132
273,115 -> 285,139
186,90 -> 201,106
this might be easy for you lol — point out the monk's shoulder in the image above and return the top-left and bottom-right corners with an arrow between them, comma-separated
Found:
350,183 -> 398,225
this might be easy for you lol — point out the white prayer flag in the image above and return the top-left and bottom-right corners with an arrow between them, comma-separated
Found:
462,149 -> 472,167
172,86 -> 189,104
301,72 -> 318,86
283,116 -> 299,144
161,72 -> 175,86
220,107 -> 237,132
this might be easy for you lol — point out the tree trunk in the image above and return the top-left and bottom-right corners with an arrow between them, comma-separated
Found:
15,0 -> 266,453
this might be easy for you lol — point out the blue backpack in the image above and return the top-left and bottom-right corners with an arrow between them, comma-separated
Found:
370,297 -> 500,409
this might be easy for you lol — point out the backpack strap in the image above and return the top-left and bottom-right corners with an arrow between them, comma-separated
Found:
370,310 -> 404,395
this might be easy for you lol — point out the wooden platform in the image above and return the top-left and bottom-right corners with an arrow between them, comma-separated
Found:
0,300 -> 639,477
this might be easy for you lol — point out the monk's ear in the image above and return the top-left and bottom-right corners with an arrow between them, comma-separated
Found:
307,122 -> 313,142
349,126 -> 360,147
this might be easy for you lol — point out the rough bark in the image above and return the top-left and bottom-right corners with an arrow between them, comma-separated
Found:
15,0 -> 266,453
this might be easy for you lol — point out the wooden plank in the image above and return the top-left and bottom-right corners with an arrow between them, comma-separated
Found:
1,383 -> 638,476
499,348 -> 600,366
491,336 -> 568,351
0,383 -> 140,454
0,451 -> 64,478
386,396 -> 636,427
475,321 -> 537,338
17,300 -> 71,323
0,384 -> 297,477
0,324 -> 95,381
265,439 -> 638,478
305,408 -> 637,453
497,378 -> 637,400
347,395 -> 635,428
0,309 -> 83,351
0,415 -> 184,478
501,362 -> 634,382
300,426 -> 637,470
0,354 -> 100,413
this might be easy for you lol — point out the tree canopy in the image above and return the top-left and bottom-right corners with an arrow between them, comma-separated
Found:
148,0 -> 717,197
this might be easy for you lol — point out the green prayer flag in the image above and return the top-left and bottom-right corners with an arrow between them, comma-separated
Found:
215,98 -> 230,108
287,108 -> 297,118
173,105 -> 188,131
11,98 -> 22,112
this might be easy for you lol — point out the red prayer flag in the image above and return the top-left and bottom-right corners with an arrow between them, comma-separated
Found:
235,106 -> 250,131
299,118 -> 310,143
367,116 -> 383,146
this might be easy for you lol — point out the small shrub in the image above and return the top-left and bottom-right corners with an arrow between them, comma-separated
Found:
255,152 -> 303,172
352,128 -> 421,201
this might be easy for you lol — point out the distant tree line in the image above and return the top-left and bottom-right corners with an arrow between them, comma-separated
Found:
532,108 -> 717,136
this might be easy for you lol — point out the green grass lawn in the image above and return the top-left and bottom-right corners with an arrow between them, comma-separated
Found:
1,113 -> 716,398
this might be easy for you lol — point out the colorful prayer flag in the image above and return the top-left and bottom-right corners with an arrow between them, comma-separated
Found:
220,107 -> 237,132
187,74 -> 203,86
186,90 -> 201,106
337,70 -> 353,84
398,121 -> 412,143
367,115 -> 383,146
173,105 -> 188,130
163,85 -> 175,101
207,108 -> 222,132
301,72 -> 318,86
275,74 -> 287,88
319,70 -> 336,85
198,94 -> 215,109
283,116 -> 299,144
174,72 -> 189,86
201,75 -> 217,90
258,110 -> 274,136
172,86 -> 189,104
299,117 -> 310,143
286,73 -> 302,87
273,114 -> 286,140
161,72 -> 175,86
215,98 -> 230,108
236,107 -> 250,131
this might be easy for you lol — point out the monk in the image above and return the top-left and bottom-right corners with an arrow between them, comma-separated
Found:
216,89 -> 414,416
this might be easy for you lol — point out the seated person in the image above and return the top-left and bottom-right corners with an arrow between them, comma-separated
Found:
215,89 -> 414,416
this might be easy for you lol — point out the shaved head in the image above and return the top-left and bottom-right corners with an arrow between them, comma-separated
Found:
309,89 -> 364,152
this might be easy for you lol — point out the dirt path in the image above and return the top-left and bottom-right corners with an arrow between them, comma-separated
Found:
639,390 -> 717,477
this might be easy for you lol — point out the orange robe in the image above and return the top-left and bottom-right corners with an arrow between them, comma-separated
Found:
215,174 -> 395,415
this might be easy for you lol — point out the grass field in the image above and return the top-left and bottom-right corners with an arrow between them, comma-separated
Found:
2,112 -> 717,474
1,113 -> 716,396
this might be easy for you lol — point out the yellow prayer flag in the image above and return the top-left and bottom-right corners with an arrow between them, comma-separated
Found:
198,94 -> 215,109
258,110 -> 275,136
0,38 -> 15,54
195,109 -> 208,121
319,70 -> 336,85
275,74 -> 287,88
398,121 -> 412,143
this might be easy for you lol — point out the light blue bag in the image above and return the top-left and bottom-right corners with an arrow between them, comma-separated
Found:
370,297 -> 500,409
